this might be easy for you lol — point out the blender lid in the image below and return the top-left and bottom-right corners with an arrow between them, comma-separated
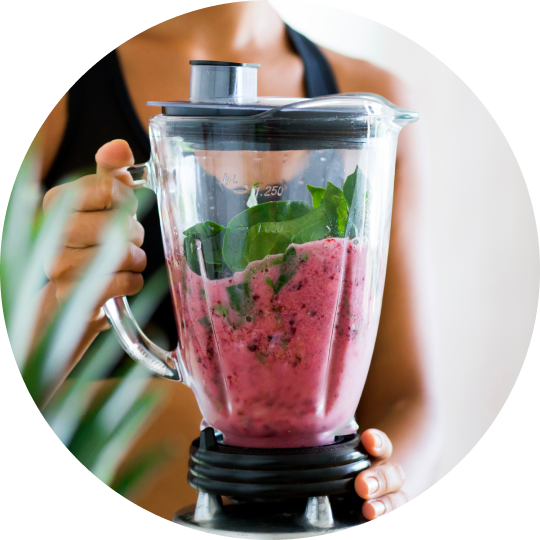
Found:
148,60 -> 418,150
149,60 -> 303,116
147,97 -> 304,117
147,60 -> 418,124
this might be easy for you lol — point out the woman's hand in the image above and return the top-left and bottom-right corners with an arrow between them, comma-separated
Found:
355,429 -> 408,520
43,140 -> 146,322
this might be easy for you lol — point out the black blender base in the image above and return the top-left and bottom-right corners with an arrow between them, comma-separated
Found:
187,428 -> 370,500
173,493 -> 367,538
172,428 -> 370,537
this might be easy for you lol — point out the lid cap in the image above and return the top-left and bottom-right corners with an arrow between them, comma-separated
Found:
189,60 -> 259,103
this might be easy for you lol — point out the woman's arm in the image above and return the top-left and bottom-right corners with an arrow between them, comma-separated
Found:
32,121 -> 148,390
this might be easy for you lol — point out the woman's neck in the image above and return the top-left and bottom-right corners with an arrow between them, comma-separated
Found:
116,1 -> 306,124
135,1 -> 286,59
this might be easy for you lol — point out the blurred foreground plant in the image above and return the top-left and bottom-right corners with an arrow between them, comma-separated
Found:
1,147 -> 170,499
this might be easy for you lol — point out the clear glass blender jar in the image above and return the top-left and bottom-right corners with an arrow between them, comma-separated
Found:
104,61 -> 418,448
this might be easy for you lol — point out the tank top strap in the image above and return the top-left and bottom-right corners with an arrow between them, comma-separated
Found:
285,25 -> 340,97
42,51 -> 150,189
105,51 -> 151,156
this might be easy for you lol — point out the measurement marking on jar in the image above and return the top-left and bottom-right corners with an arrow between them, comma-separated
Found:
223,173 -> 237,184
262,185 -> 284,197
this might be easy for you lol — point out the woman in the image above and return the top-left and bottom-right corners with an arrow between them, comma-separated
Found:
39,1 -> 441,521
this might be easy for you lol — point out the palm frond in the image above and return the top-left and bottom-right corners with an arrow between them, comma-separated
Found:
110,446 -> 169,500
8,188 -> 78,368
44,266 -> 169,445
3,149 -> 172,500
18,212 -> 131,407
1,145 -> 41,323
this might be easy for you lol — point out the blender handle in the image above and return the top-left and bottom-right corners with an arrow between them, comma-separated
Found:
102,162 -> 183,382
103,297 -> 182,382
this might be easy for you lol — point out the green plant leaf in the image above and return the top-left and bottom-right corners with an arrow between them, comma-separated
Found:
90,390 -> 162,485
290,182 -> 349,244
70,392 -> 161,527
213,304 -> 228,317
67,364 -> 152,468
7,187 -> 78,369
245,221 -> 301,263
110,446 -> 169,499
323,182 -> 349,238
24,216 -> 133,395
44,266 -> 170,445
345,167 -> 368,238
1,147 -> 41,324
222,201 -> 311,272
186,173 -> 361,276
229,185 -> 348,268
183,221 -> 229,278
307,185 -> 325,208
291,219 -> 332,245
273,247 -> 302,294
198,316 -> 211,329
241,205 -> 324,266
4,161 -> 170,497
343,166 -> 359,209
226,282 -> 252,316
184,221 -> 225,238
183,235 -> 201,276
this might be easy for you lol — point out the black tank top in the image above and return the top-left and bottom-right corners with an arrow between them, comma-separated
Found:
44,25 -> 340,350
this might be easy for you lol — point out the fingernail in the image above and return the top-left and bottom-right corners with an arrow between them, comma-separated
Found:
370,500 -> 386,517
366,476 -> 379,495
373,433 -> 383,448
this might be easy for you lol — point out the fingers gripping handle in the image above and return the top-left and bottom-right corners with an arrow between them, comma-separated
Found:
103,161 -> 182,382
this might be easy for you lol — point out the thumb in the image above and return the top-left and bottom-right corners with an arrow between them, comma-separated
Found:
95,139 -> 135,184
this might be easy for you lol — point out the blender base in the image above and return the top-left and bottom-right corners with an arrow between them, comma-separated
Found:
173,428 -> 370,537
173,493 -> 367,538
186,428 -> 370,500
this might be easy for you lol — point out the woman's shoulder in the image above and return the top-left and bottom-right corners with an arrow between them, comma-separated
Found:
321,47 -> 410,105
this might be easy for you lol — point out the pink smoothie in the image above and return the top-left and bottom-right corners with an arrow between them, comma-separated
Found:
167,236 -> 380,448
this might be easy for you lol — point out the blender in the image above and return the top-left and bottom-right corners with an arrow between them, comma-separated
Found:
103,60 -> 418,536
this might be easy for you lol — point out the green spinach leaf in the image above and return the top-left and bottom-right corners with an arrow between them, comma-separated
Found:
323,182 -> 349,238
222,201 -> 311,272
307,185 -> 326,208
291,181 -> 351,243
343,166 -> 358,210
184,221 -> 224,238
198,316 -> 211,329
183,236 -> 201,276
273,247 -> 301,294
291,219 -> 331,245
226,282 -> 252,316
343,167 -> 368,239
184,168 -> 368,279
246,201 -> 337,263
183,221 -> 229,279
243,206 -> 323,263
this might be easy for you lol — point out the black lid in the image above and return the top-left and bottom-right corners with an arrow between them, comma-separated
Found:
148,93 -> 412,150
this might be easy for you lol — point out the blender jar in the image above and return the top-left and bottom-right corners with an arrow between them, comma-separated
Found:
104,61 -> 418,449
